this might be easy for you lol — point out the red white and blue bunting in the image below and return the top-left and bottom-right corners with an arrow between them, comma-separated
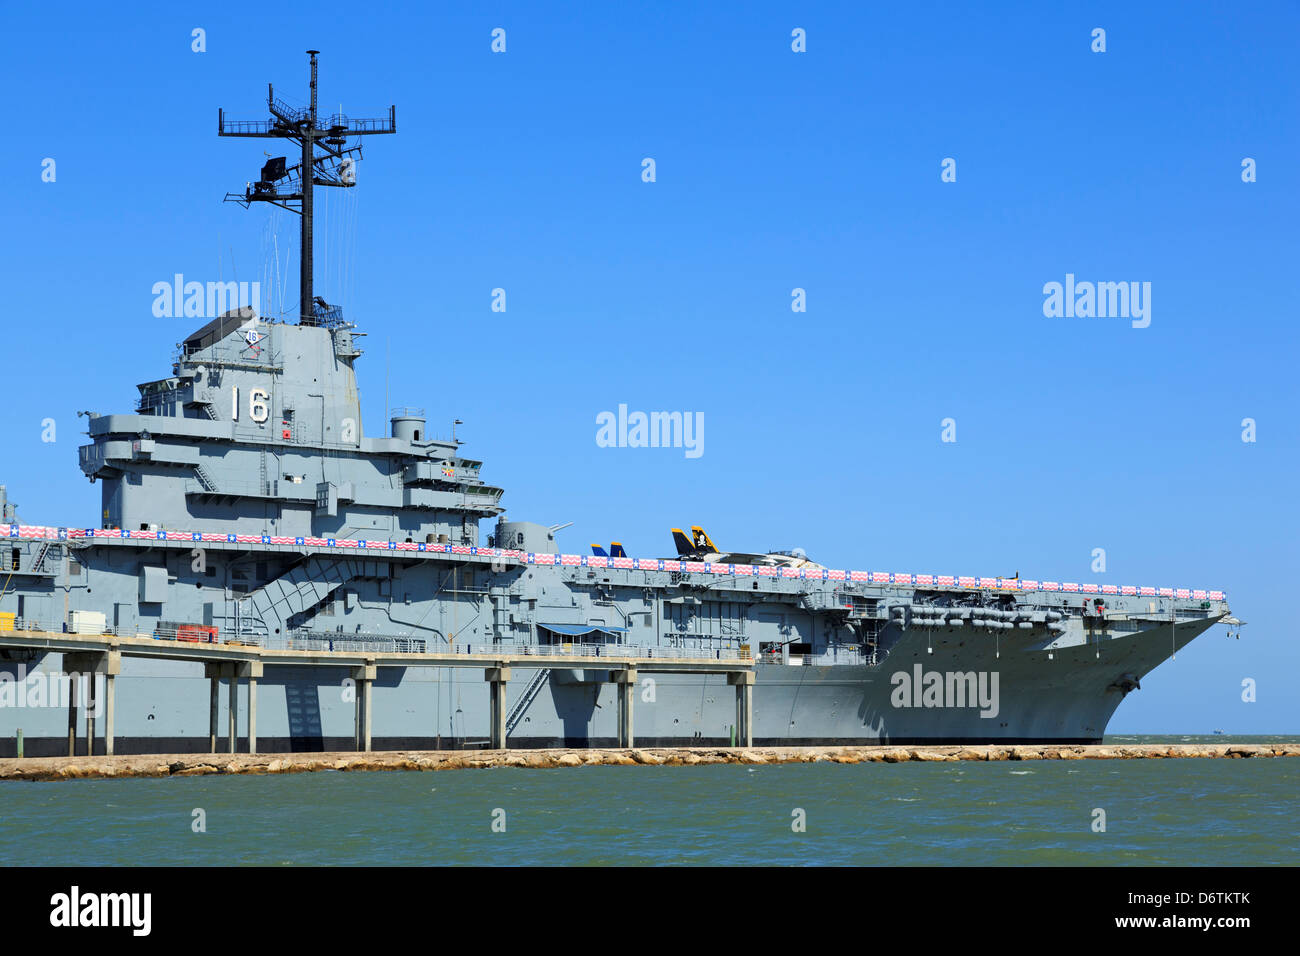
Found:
5,524 -> 1226,601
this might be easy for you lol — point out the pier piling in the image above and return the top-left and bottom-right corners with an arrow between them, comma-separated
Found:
615,668 -> 637,748
85,669 -> 96,756
65,671 -> 76,757
729,671 -> 754,748
485,667 -> 510,749
240,661 -> 263,755
205,663 -> 223,753
104,653 -> 118,756
353,663 -> 375,752
227,668 -> 237,754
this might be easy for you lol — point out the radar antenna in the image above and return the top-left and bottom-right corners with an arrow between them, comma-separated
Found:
218,50 -> 396,326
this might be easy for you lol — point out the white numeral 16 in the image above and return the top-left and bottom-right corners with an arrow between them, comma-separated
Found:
231,386 -> 271,423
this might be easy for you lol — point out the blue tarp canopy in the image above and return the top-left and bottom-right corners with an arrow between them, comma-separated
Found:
538,623 -> 629,637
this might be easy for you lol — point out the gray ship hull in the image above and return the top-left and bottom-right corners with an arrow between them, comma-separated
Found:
0,615 -> 1217,755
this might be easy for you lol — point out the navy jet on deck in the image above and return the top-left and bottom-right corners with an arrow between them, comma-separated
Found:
590,542 -> 628,558
669,525 -> 822,569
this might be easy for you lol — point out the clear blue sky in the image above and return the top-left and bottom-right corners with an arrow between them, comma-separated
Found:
5,2 -> 1297,732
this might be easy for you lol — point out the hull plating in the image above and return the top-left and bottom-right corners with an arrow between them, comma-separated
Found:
0,618 -> 1214,756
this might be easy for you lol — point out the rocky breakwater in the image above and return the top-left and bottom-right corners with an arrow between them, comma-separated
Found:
1,743 -> 1295,782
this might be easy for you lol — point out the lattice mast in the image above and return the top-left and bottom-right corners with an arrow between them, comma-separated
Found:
218,50 -> 396,325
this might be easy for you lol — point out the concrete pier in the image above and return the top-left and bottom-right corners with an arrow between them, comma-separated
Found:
2,628 -> 754,758
63,650 -> 121,758
202,661 -> 260,755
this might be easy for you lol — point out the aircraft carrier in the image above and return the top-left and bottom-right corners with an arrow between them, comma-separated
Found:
0,53 -> 1232,755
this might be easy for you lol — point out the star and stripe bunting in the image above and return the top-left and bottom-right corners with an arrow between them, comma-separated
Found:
2,524 -> 1226,599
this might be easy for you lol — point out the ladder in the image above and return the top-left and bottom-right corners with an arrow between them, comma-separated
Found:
505,668 -> 551,734
192,464 -> 217,491
243,557 -> 357,632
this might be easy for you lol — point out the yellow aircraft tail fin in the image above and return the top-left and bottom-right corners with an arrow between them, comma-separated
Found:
690,525 -> 719,554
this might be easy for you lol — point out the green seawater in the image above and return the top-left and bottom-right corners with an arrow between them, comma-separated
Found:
1,736 -> 1296,866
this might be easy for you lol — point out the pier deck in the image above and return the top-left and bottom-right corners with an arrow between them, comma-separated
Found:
0,629 -> 755,756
